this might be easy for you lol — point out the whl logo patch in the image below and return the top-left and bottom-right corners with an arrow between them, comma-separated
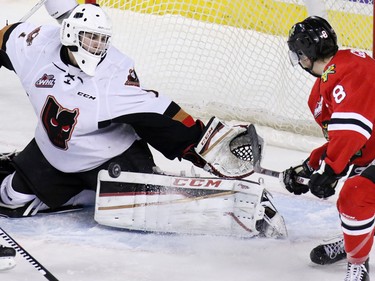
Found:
35,74 -> 56,88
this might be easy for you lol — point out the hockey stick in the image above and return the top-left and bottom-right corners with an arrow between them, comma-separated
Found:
19,0 -> 48,22
0,226 -> 59,281
246,124 -> 310,185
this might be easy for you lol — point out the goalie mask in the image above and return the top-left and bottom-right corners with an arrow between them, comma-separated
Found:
60,4 -> 112,76
287,16 -> 338,75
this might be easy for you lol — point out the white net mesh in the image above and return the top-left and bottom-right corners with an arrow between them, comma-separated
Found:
91,0 -> 373,149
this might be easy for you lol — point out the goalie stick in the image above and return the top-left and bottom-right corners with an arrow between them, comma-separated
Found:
241,124 -> 310,185
19,0 -> 48,22
0,226 -> 59,281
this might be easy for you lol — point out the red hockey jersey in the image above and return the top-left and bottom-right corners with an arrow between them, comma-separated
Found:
308,49 -> 375,174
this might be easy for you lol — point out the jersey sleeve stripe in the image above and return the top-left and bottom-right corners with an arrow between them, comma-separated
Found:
328,123 -> 371,139
331,112 -> 373,129
329,112 -> 373,139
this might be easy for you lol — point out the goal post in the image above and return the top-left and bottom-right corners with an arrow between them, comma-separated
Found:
84,0 -> 374,151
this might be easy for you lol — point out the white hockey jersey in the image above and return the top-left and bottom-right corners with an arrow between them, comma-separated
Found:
2,23 -> 175,173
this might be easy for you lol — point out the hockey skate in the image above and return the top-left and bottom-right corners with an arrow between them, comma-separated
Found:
310,236 -> 346,265
0,245 -> 16,271
0,197 -> 46,218
344,258 -> 370,281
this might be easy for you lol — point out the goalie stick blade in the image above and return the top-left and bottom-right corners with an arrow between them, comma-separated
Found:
94,170 -> 287,239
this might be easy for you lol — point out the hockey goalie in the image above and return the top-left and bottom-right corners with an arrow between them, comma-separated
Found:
0,1 -> 286,239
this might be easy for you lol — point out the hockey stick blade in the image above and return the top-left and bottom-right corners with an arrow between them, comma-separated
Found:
246,124 -> 309,185
19,0 -> 48,22
0,227 -> 59,281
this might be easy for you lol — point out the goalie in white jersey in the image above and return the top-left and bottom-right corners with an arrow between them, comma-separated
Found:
0,2 -> 257,217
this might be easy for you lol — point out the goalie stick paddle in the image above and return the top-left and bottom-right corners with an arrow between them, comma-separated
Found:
246,124 -> 310,185
0,226 -> 59,281
19,0 -> 48,22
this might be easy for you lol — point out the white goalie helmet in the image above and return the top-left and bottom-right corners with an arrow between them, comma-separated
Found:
60,4 -> 112,76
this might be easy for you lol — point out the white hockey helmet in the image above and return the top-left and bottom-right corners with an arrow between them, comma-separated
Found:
60,4 -> 112,76
45,0 -> 78,23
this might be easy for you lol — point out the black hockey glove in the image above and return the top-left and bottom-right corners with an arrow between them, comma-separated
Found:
308,161 -> 340,199
281,159 -> 313,195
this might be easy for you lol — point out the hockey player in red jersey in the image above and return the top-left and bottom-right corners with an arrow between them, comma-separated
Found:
281,16 -> 375,281
0,1 -> 258,219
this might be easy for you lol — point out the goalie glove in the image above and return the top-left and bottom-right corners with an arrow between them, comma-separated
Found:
280,158 -> 313,195
194,117 -> 263,178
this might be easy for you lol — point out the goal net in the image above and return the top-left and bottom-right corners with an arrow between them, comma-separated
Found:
85,0 -> 373,150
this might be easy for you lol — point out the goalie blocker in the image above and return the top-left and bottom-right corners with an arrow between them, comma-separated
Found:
94,169 -> 287,238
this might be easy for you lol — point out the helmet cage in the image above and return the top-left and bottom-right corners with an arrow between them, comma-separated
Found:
78,29 -> 111,57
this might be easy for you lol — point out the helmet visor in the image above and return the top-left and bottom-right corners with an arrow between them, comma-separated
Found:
288,50 -> 308,67
78,31 -> 111,57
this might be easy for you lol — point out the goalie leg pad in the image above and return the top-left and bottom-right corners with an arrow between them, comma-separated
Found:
95,170 -> 287,238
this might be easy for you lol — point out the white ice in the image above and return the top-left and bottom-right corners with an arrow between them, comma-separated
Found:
0,1 -> 371,281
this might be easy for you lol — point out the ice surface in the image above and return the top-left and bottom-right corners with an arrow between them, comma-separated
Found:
0,2 -> 370,280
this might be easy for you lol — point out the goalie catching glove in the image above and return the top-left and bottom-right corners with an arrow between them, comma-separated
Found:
186,117 -> 263,179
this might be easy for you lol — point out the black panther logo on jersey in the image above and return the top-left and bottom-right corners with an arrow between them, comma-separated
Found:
41,95 -> 79,150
